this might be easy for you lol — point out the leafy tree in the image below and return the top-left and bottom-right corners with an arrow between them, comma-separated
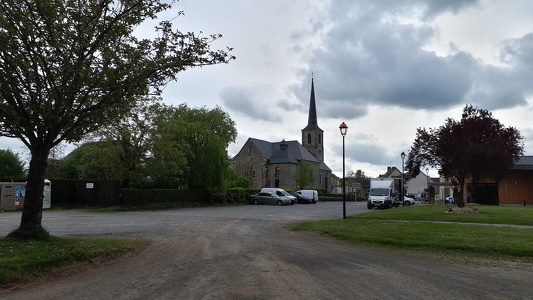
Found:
406,105 -> 523,207
160,105 -> 237,190
0,149 -> 25,178
0,1 -> 234,235
91,100 -> 163,188
346,169 -> 369,185
225,168 -> 250,189
55,141 -> 124,180
293,160 -> 315,189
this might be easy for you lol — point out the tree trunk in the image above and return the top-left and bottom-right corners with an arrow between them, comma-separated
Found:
455,179 -> 465,208
18,149 -> 49,233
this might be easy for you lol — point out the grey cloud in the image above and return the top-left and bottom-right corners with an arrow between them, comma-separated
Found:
331,139 -> 390,167
467,33 -> 533,109
291,1 -> 531,119
220,85 -> 283,122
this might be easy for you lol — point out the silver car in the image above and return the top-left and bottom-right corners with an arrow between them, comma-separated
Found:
250,192 -> 291,206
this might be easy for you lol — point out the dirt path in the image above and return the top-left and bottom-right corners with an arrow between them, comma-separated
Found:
1,207 -> 533,299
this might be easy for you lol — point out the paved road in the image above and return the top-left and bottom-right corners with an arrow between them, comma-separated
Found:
1,202 -> 532,299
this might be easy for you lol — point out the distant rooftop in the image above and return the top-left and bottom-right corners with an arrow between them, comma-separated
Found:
511,156 -> 533,170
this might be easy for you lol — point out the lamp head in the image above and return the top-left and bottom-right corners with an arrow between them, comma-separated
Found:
339,122 -> 348,136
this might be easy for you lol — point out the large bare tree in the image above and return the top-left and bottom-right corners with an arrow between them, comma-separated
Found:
0,0 -> 234,236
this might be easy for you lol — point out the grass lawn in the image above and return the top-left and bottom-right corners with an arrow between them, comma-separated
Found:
0,236 -> 148,288
353,204 -> 533,225
291,205 -> 533,262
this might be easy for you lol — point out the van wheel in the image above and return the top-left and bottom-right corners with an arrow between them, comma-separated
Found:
277,200 -> 283,206
253,199 -> 259,205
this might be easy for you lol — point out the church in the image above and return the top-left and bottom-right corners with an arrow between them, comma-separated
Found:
230,79 -> 336,192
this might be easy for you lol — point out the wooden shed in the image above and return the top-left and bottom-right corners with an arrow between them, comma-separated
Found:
465,156 -> 533,206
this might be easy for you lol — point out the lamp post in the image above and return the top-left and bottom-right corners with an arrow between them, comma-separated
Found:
401,152 -> 405,206
339,122 -> 348,219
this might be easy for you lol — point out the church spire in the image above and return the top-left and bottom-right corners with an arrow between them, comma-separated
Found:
304,76 -> 320,130
302,76 -> 324,162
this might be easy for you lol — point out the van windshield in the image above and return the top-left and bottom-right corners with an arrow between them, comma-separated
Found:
370,188 -> 390,196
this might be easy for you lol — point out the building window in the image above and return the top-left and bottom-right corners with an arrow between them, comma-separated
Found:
307,133 -> 311,144
319,134 -> 321,144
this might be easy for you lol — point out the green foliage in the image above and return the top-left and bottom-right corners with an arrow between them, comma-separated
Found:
0,0 -> 234,232
293,160 -> 315,189
159,105 -> 237,190
55,142 -> 124,180
0,149 -> 25,178
225,168 -> 250,189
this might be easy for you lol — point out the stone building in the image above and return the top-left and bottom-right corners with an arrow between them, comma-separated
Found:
231,79 -> 334,192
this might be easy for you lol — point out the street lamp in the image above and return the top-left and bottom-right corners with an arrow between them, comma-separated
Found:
339,122 -> 348,219
401,152 -> 405,206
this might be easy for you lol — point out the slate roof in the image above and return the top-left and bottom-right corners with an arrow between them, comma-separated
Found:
247,137 -> 331,171
511,156 -> 533,170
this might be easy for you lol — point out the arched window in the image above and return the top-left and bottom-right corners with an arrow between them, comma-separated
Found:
307,133 -> 312,144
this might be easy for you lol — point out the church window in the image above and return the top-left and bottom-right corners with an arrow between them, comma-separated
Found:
307,133 -> 311,144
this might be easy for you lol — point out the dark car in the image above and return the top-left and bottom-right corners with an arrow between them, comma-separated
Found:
292,192 -> 313,204
250,192 -> 291,206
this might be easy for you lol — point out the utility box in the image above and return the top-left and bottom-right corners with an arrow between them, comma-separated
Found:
0,180 -> 51,211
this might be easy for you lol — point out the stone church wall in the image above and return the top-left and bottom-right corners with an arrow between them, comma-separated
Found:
231,140 -> 267,190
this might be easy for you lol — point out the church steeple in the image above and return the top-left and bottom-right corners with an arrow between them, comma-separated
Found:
302,76 -> 324,162
304,77 -> 319,130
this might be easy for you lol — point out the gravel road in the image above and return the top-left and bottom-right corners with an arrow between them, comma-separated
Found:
1,202 -> 532,299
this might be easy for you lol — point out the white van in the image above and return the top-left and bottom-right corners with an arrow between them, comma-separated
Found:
296,190 -> 318,204
260,188 -> 296,205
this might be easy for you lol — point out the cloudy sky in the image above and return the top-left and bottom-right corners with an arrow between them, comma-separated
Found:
2,0 -> 533,178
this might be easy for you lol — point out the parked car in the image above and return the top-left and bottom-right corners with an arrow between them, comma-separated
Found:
261,188 -> 296,205
250,192 -> 291,206
292,192 -> 313,204
403,196 -> 416,206
295,190 -> 318,204
446,196 -> 455,204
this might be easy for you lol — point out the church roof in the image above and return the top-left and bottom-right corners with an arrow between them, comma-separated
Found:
246,138 -> 331,170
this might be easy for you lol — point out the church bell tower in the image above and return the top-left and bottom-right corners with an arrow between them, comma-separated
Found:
302,77 -> 324,162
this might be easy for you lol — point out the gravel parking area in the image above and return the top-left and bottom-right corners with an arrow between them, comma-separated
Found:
1,202 -> 532,299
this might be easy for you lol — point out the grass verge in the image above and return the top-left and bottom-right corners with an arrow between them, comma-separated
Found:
0,236 -> 149,288
291,205 -> 533,262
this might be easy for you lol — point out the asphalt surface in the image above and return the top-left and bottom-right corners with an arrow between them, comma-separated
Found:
1,202 -> 532,299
